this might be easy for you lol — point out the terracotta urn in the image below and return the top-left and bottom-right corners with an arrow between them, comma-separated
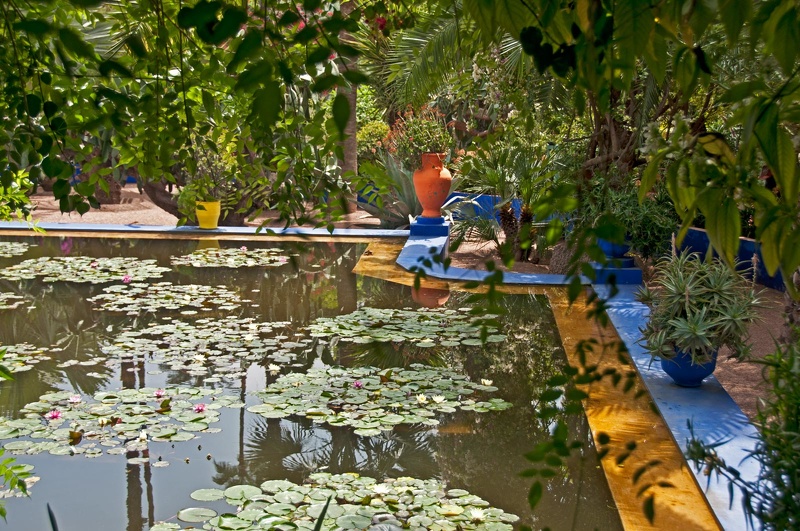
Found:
413,153 -> 452,218
411,286 -> 451,308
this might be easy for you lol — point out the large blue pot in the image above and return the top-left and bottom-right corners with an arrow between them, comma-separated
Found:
597,238 -> 631,258
660,349 -> 718,387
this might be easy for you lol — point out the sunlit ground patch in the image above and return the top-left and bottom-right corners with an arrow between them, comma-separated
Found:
0,256 -> 170,284
171,246 -> 291,268
88,282 -> 244,314
249,365 -> 510,436
155,472 -> 518,530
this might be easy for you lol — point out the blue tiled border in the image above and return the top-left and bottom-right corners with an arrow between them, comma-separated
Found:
0,221 -> 409,238
0,221 -> 759,528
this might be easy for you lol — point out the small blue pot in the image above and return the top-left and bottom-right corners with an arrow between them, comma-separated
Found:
597,238 -> 631,258
660,349 -> 718,387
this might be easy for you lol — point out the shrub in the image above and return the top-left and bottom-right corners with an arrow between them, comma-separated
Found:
385,107 -> 454,169
356,121 -> 390,165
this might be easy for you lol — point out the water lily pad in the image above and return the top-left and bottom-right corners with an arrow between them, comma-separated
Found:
171,473 -> 517,529
0,241 -> 34,258
0,255 -> 169,284
177,507 -> 217,523
0,387 -> 237,458
250,365 -> 511,434
0,292 -> 25,311
191,488 -> 225,501
171,247 -> 290,268
306,307 -> 505,348
88,282 -> 242,314
224,484 -> 262,500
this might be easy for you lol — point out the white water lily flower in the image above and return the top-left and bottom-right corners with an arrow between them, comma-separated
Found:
268,364 -> 281,374
469,508 -> 486,522
431,395 -> 446,403
480,379 -> 493,386
371,483 -> 391,495
416,394 -> 427,404
138,430 -> 148,442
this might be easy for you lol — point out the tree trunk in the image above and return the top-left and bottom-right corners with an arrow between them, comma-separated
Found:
337,1 -> 358,214
142,179 -> 181,218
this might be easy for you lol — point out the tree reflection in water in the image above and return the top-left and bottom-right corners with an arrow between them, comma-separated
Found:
211,416 -> 438,489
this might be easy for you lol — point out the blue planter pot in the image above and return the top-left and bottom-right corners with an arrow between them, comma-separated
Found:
597,238 -> 630,259
660,350 -> 718,387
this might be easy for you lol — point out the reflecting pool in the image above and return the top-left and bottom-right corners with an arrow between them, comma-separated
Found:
0,235 -> 622,530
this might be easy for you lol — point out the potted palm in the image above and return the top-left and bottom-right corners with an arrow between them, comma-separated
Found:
636,252 -> 760,387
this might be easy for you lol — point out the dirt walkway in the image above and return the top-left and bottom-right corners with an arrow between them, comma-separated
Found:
28,188 -> 780,420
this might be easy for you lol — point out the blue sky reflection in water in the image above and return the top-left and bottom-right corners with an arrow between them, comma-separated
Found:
0,235 -> 622,530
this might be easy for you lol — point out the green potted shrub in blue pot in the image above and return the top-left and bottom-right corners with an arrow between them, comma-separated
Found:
637,252 -> 760,387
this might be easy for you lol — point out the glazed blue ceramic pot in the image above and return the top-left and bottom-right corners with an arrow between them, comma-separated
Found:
660,349 -> 717,387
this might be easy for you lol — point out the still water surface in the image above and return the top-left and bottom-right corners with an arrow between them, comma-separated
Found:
0,235 -> 622,530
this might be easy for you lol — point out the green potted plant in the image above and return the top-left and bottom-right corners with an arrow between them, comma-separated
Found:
636,252 -> 760,387
178,133 -> 235,229
577,178 -> 679,262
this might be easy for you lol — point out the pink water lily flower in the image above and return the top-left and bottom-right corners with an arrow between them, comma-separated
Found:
90,261 -> 99,268
193,403 -> 206,413
240,246 -> 248,251
154,389 -> 166,399
45,409 -> 62,421
352,380 -> 364,390
68,395 -> 82,404
122,275 -> 132,284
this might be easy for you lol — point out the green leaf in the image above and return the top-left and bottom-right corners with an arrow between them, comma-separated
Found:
311,74 -> 340,93
14,19 -> 51,35
25,94 -> 42,117
207,7 -> 247,45
775,129 -> 798,201
227,30 -> 261,74
527,482 -> 543,509
303,0 -> 321,10
43,101 -> 58,118
773,8 -> 799,73
125,35 -> 147,58
278,10 -> 301,26
293,25 -> 319,44
342,70 -> 368,84
306,46 -> 332,65
68,0 -> 106,6
331,93 -> 349,138
98,59 -> 132,78
252,81 -> 282,128
42,156 -> 68,179
643,33 -> 667,83
177,0 -> 222,29
58,27 -> 95,59
50,117 -> 67,137
53,179 -> 71,199
719,0 -> 750,43
718,80 -> 766,103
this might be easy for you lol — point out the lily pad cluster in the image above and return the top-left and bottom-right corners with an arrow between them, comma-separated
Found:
171,247 -> 290,268
100,317 -> 298,381
0,256 -> 170,284
249,365 -> 511,436
307,307 -> 506,348
0,241 -> 33,258
1,343 -> 52,373
88,282 -> 244,314
155,472 -> 518,531
0,292 -> 25,310
0,387 -> 244,458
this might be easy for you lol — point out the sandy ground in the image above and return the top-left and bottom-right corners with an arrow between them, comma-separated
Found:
28,188 -> 782,420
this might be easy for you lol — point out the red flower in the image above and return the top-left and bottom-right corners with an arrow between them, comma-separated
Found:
376,17 -> 387,30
